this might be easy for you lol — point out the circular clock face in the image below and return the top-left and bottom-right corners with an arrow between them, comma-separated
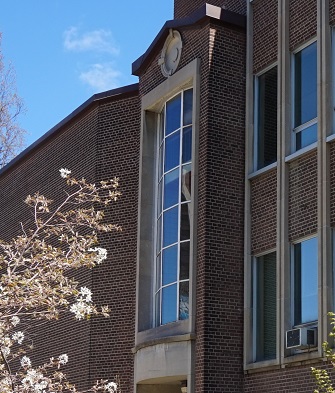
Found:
159,30 -> 182,77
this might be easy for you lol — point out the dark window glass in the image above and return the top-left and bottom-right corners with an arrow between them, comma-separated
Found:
257,66 -> 277,169
181,164 -> 191,202
254,252 -> 276,361
179,281 -> 189,320
180,241 -> 190,281
183,89 -> 193,126
182,126 -> 192,164
180,203 -> 190,241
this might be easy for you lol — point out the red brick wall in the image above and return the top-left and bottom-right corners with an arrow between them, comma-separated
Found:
89,95 -> 140,392
0,108 -> 99,390
195,23 -> 246,393
288,151 -> 318,241
174,0 -> 246,19
0,91 -> 140,392
138,15 -> 246,392
289,0 -> 317,50
244,361 -> 329,392
253,0 -> 278,74
251,169 -> 277,254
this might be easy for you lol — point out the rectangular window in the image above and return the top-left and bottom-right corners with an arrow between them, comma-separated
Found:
155,88 -> 193,326
254,66 -> 278,170
292,237 -> 318,326
293,41 -> 317,151
253,252 -> 277,361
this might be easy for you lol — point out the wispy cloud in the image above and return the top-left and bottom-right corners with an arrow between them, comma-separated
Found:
63,27 -> 119,55
79,63 -> 121,91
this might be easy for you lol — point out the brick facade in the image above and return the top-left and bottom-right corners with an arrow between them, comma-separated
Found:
0,90 -> 140,392
174,0 -> 246,19
251,169 -> 277,254
288,151 -> 318,242
289,0 -> 317,50
253,0 -> 278,74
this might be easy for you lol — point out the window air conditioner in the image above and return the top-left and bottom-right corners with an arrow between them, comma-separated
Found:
286,327 -> 317,349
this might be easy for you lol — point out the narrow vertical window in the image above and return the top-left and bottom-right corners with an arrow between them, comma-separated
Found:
255,66 -> 278,170
253,252 -> 277,361
155,89 -> 193,326
292,237 -> 318,326
293,41 -> 317,151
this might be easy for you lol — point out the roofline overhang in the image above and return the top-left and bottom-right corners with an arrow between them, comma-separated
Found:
132,3 -> 246,76
0,83 -> 139,177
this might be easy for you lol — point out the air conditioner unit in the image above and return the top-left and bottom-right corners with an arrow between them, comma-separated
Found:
286,327 -> 317,349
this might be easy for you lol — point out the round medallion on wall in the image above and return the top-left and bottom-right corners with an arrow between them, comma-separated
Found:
158,29 -> 183,77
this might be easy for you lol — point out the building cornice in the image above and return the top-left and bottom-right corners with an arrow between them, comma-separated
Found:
132,3 -> 246,76
0,83 -> 139,177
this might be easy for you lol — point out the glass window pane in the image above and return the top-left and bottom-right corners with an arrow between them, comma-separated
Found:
182,126 -> 192,164
295,123 -> 317,150
257,66 -> 277,169
165,131 -> 180,172
179,281 -> 189,320
180,241 -> 190,280
181,164 -> 192,202
163,207 -> 178,247
162,284 -> 177,324
294,237 -> 318,325
294,42 -> 317,127
183,89 -> 193,126
166,94 -> 181,136
180,203 -> 190,241
162,245 -> 178,285
255,252 -> 276,361
164,169 -> 179,209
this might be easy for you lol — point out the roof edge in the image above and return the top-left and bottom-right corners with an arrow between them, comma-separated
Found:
0,83 -> 139,177
132,3 -> 246,76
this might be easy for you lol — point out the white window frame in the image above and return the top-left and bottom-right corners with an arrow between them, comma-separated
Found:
291,38 -> 318,152
154,88 -> 193,327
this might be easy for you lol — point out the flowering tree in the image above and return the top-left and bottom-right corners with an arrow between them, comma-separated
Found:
0,33 -> 26,168
311,312 -> 335,392
0,168 -> 121,392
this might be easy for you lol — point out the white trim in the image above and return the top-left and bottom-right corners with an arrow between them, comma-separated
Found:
248,161 -> 277,180
284,141 -> 317,163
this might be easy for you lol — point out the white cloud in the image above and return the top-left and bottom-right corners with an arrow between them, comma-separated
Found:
63,27 -> 119,55
79,63 -> 121,92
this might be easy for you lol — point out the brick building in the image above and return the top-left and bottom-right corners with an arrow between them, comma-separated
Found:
0,0 -> 334,392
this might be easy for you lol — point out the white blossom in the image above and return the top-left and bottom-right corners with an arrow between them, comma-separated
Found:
59,168 -> 71,178
11,316 -> 20,326
21,356 -> 32,368
58,354 -> 68,365
105,381 -> 118,392
80,286 -> 92,302
70,300 -> 93,320
1,347 -> 10,357
12,331 -> 24,344
88,247 -> 107,264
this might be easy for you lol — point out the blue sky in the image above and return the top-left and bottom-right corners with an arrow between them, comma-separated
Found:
0,1 -> 173,147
